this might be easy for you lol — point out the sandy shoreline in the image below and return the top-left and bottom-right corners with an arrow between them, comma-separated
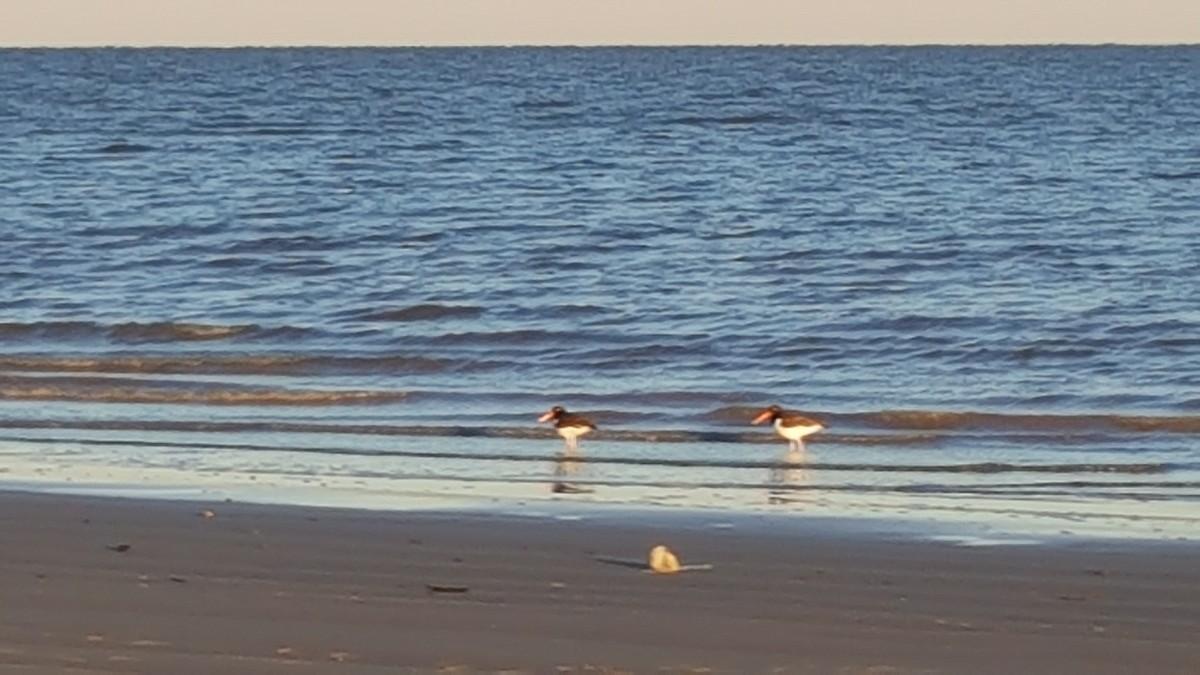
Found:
1,491 -> 1197,673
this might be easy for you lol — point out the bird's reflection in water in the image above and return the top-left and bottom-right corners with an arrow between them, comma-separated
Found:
767,447 -> 811,505
550,448 -> 594,494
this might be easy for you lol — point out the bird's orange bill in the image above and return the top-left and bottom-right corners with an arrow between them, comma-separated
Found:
537,411 -> 555,423
751,410 -> 774,425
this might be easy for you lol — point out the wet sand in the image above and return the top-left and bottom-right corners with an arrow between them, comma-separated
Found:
0,491 -> 1197,674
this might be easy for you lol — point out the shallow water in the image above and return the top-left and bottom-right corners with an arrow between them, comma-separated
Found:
0,46 -> 1198,537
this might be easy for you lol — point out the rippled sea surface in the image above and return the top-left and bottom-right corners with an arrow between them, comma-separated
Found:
1,47 -> 1198,537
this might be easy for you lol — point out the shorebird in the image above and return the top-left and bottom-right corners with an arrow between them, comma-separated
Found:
538,405 -> 597,452
751,404 -> 826,452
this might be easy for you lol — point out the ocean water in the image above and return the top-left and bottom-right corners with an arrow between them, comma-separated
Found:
1,46 -> 1198,538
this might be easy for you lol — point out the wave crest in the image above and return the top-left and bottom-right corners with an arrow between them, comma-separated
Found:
0,321 -> 287,344
851,410 -> 1200,434
0,375 -> 405,406
0,354 -> 485,376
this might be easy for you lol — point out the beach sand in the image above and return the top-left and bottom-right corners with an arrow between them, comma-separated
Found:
1,491 -> 1197,674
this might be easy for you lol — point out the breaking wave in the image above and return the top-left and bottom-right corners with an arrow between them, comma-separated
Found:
710,406 -> 1200,435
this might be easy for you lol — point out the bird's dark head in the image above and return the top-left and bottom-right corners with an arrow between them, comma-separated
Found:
751,404 -> 784,425
538,406 -> 566,423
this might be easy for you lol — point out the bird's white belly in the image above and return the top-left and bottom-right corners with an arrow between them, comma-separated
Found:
775,420 -> 823,441
557,426 -> 592,441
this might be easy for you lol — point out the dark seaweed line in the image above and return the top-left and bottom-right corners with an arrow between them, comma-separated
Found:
0,434 -> 1169,475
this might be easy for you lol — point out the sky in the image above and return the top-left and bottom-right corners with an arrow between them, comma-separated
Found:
1,0 -> 1198,47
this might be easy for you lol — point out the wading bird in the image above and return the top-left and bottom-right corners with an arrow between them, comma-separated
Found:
538,405 -> 597,452
751,404 -> 826,452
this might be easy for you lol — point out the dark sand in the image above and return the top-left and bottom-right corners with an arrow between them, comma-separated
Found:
1,491 -> 1197,674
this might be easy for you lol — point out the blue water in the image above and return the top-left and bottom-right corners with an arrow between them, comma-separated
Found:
0,47 -> 1198,536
